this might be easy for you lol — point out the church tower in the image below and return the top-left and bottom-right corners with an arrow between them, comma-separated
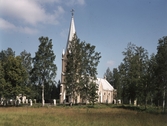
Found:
60,10 -> 76,103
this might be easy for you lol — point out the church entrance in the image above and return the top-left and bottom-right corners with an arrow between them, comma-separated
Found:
66,95 -> 69,102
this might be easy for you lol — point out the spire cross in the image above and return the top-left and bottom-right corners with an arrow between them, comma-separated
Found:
71,9 -> 74,17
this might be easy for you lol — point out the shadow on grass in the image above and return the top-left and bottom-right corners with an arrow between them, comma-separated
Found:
58,103 -> 167,114
111,104 -> 167,115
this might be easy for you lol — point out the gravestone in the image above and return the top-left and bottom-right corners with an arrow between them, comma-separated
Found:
9,99 -> 12,105
129,99 -> 131,105
26,99 -> 28,104
69,102 -> 73,106
22,96 -> 26,104
1,100 -> 3,105
16,99 -> 21,106
134,100 -> 137,106
53,99 -> 56,106
29,99 -> 32,106
113,99 -> 116,104
118,99 -> 121,104
34,99 -> 36,104
18,99 -> 21,105
3,100 -> 7,106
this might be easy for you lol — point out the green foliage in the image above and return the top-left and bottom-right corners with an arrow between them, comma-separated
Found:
64,34 -> 101,103
0,55 -> 28,98
32,36 -> 57,100
65,35 -> 81,100
20,50 -> 32,75
0,48 -> 35,99
120,43 -> 149,104
112,68 -> 122,100
0,37 -> 58,101
0,48 -> 15,60
104,67 -> 113,85
0,61 -> 6,98
155,36 -> 167,112
104,67 -> 122,102
87,82 -> 99,105
20,50 -> 34,98
104,36 -> 167,111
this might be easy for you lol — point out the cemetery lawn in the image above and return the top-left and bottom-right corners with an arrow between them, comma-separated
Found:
0,105 -> 166,126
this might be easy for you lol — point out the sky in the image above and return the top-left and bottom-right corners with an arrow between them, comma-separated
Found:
0,0 -> 167,82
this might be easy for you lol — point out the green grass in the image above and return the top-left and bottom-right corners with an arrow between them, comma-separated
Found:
0,105 -> 166,126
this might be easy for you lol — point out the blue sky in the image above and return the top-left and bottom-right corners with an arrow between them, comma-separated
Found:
0,0 -> 167,82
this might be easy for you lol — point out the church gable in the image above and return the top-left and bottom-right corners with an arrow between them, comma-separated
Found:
96,78 -> 114,103
96,78 -> 114,91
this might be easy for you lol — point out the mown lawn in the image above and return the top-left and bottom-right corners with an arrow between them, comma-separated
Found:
0,105 -> 166,126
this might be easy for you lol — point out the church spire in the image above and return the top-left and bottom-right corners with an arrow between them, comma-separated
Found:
65,9 -> 76,51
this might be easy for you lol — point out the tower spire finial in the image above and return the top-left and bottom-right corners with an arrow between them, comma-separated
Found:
71,9 -> 74,17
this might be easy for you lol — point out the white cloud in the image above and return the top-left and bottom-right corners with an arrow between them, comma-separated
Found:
34,0 -> 61,4
0,18 -> 38,34
77,0 -> 85,5
0,0 -> 64,25
34,0 -> 85,5
64,0 -> 85,6
0,18 -> 16,30
0,0 -> 84,34
106,60 -> 115,67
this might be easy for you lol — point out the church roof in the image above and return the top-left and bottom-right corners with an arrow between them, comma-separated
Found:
96,78 -> 114,91
66,15 -> 76,51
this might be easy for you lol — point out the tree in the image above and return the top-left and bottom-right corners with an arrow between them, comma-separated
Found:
32,36 -> 57,105
104,67 -> 113,85
118,62 -> 127,104
122,43 -> 149,105
20,50 -> 33,98
122,43 -> 138,104
3,55 -> 28,98
64,35 -> 101,104
51,80 -> 60,100
141,53 -> 157,109
65,35 -> 82,102
112,68 -> 122,102
0,48 -> 29,99
20,50 -> 32,76
0,61 -> 6,98
134,46 -> 149,105
0,48 -> 15,61
155,36 -> 167,112
87,81 -> 99,105
112,68 -> 119,89
79,41 -> 101,103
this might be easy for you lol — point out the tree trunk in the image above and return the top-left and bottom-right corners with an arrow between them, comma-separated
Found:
145,97 -> 147,110
42,84 -> 45,106
163,87 -> 166,113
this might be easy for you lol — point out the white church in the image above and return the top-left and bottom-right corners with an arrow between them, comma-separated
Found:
59,11 -> 115,104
